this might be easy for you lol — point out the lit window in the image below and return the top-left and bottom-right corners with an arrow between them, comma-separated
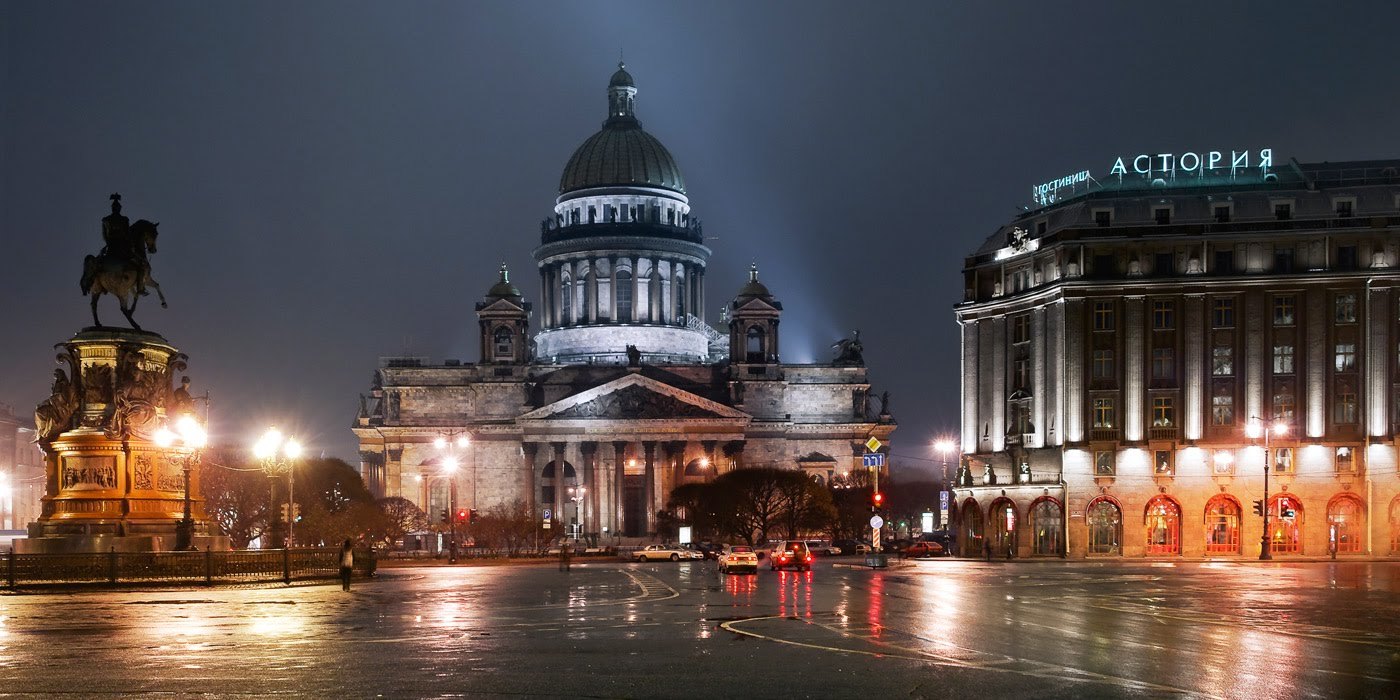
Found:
1273,344 -> 1294,374
1335,446 -> 1355,472
1212,298 -> 1235,328
1152,397 -> 1175,426
1273,295 -> 1296,326
1335,389 -> 1357,424
1205,495 -> 1241,554
1144,496 -> 1181,555
1273,390 -> 1295,422
1093,398 -> 1115,428
1094,452 -> 1115,477
1328,495 -> 1365,553
1092,301 -> 1115,331
1212,346 -> 1234,376
1335,343 -> 1356,372
1151,300 -> 1174,330
1273,447 -> 1293,474
1212,392 -> 1234,425
1153,450 -> 1174,475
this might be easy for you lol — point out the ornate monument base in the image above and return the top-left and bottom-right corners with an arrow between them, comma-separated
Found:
15,327 -> 230,554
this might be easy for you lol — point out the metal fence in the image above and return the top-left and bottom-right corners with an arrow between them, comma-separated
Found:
3,548 -> 376,589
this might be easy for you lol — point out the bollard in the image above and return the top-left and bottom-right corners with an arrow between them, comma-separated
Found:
7,547 -> 15,589
367,548 -> 377,578
204,547 -> 213,585
108,547 -> 118,585
282,547 -> 291,584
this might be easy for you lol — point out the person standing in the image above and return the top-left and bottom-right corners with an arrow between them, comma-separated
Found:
339,539 -> 354,591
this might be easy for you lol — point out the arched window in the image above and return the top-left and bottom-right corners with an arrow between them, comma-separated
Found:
1327,494 -> 1366,554
541,460 -> 576,479
493,326 -> 514,360
988,497 -> 1017,557
746,326 -> 765,363
615,270 -> 632,322
1144,495 -> 1181,555
1204,494 -> 1241,554
1029,497 -> 1062,556
1087,497 -> 1122,555
1267,493 -> 1303,554
961,498 -> 983,557
683,458 -> 713,476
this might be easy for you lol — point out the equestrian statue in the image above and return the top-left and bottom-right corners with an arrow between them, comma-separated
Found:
81,193 -> 167,330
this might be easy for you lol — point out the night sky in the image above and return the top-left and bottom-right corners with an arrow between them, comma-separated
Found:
5,2 -> 1400,470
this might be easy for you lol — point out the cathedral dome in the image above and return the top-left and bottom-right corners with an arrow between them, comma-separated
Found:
559,63 -> 686,195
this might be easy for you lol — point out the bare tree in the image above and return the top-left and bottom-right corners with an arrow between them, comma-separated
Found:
374,496 -> 428,548
200,448 -> 271,549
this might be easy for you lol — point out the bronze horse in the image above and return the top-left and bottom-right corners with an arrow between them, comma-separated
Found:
81,219 -> 167,330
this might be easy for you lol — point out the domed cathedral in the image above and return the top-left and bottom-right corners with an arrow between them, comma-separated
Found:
535,62 -> 713,364
354,65 -> 895,544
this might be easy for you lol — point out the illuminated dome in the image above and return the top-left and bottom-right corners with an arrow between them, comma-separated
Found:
558,62 -> 686,196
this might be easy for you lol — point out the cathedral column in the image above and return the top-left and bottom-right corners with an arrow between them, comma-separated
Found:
643,441 -> 657,535
633,256 -> 645,323
723,441 -> 744,474
523,442 -> 539,519
665,441 -> 686,495
697,270 -> 705,324
586,259 -> 598,324
584,442 -> 600,537
551,442 -> 566,537
612,440 -> 627,535
609,255 -> 619,322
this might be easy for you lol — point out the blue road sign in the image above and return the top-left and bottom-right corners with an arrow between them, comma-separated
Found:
862,453 -> 885,468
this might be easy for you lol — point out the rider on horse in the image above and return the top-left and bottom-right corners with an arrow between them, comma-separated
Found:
100,193 -> 149,297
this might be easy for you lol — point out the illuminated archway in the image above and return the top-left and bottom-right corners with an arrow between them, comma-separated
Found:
1087,496 -> 1122,556
1143,495 -> 1182,556
1390,496 -> 1400,555
1326,493 -> 1366,554
1267,493 -> 1304,554
961,497 -> 983,557
988,497 -> 1018,557
1204,494 -> 1242,555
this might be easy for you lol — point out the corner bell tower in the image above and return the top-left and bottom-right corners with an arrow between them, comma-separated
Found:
728,264 -> 782,365
476,264 -> 532,364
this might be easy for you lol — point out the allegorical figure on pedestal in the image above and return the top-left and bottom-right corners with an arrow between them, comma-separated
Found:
34,367 -> 78,446
82,193 -> 167,330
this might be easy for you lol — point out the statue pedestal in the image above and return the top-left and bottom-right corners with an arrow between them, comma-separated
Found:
17,327 -> 230,553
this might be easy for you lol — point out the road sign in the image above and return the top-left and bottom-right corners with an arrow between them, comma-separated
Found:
869,515 -> 884,529
865,436 -> 882,452
939,491 -> 950,510
862,453 -> 885,468
543,508 -> 552,520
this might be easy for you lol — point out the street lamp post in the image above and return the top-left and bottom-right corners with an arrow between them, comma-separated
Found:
568,485 -> 587,541
434,432 -> 470,564
254,427 -> 302,549
934,439 -> 956,529
155,415 -> 209,551
1246,417 -> 1287,561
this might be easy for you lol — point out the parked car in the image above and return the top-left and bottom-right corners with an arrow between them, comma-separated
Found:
853,543 -> 872,555
770,540 -> 814,571
633,544 -> 691,562
678,545 -> 706,560
904,541 -> 945,558
693,541 -> 724,560
718,544 -> 759,574
806,541 -> 842,555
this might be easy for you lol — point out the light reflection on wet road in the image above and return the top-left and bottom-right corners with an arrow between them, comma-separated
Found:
1,560 -> 1396,697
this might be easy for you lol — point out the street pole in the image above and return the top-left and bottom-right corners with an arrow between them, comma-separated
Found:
449,476 -> 458,564
1260,426 -> 1271,561
287,467 -> 295,549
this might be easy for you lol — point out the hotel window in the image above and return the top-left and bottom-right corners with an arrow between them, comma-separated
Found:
1335,293 -> 1357,323
1011,314 -> 1030,344
1151,347 -> 1175,381
1335,199 -> 1354,218
1273,390 -> 1295,422
1092,350 -> 1115,380
1335,343 -> 1356,372
1273,295 -> 1296,326
1093,397 -> 1115,428
1095,451 -> 1115,476
1212,298 -> 1234,328
1155,252 -> 1174,275
1012,357 -> 1031,390
1092,301 -> 1115,331
1335,446 -> 1355,472
1337,246 -> 1358,270
1273,344 -> 1295,374
1274,202 -> 1292,220
1335,388 -> 1358,424
1214,250 -> 1235,274
1094,209 -> 1112,228
1036,220 -> 1047,235
1213,450 -> 1235,475
1154,207 -> 1172,225
1213,204 -> 1231,223
1274,248 -> 1295,273
1273,447 -> 1294,474
1212,346 -> 1234,376
1151,300 -> 1174,330
1151,397 -> 1175,426
1154,450 -> 1174,476
1212,392 -> 1234,425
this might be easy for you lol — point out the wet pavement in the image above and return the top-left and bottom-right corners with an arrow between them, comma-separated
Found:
1,558 -> 1397,698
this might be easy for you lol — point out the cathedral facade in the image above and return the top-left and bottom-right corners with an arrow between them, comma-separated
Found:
353,65 -> 894,539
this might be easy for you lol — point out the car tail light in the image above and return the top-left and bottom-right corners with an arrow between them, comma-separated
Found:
805,555 -> 813,563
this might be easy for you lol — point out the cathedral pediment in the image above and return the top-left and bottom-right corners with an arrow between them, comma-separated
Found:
519,373 -> 749,422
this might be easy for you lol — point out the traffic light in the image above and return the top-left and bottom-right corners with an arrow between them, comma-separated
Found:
873,492 -> 884,508
1252,500 -> 1264,516
440,509 -> 450,525
291,504 -> 301,521
456,508 -> 468,523
279,503 -> 289,520
469,508 -> 478,523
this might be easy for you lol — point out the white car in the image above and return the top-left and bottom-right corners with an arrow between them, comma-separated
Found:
718,545 -> 759,574
633,544 -> 690,562
806,541 -> 842,555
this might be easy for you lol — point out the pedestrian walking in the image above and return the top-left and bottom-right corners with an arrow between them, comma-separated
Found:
982,538 -> 991,562
339,539 -> 354,591
558,541 -> 572,572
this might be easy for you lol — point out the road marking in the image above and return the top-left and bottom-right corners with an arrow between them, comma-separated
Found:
721,614 -> 1220,698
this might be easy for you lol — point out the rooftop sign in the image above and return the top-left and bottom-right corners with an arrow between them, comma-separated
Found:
1031,147 -> 1276,208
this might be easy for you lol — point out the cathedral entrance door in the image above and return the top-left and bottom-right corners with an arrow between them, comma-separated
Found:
623,475 -> 646,537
